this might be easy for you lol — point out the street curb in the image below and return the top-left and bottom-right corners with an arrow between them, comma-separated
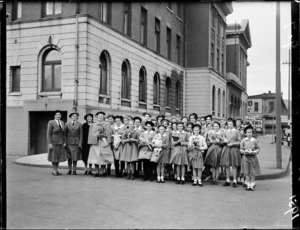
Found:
12,154 -> 291,181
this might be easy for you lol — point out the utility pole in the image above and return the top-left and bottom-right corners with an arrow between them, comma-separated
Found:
282,49 -> 291,121
275,1 -> 282,169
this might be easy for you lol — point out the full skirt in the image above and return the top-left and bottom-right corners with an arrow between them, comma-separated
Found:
188,149 -> 203,169
169,145 -> 188,166
87,140 -> 114,166
66,144 -> 82,161
204,144 -> 222,167
243,155 -> 261,175
121,143 -> 139,162
220,146 -> 241,167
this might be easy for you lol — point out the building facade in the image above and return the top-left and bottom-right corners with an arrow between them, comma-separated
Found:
225,20 -> 251,120
6,1 -> 250,156
247,91 -> 288,134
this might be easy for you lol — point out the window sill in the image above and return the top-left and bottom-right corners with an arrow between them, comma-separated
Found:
99,95 -> 111,104
166,7 -> 173,13
139,102 -> 147,109
8,92 -> 22,96
121,98 -> 131,107
176,16 -> 183,22
39,91 -> 62,97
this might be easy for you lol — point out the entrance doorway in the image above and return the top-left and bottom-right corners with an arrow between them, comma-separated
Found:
29,111 -> 67,155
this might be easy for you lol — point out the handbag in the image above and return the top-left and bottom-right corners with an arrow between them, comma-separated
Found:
138,145 -> 153,160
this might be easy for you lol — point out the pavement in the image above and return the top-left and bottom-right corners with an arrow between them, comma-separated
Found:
12,134 -> 291,180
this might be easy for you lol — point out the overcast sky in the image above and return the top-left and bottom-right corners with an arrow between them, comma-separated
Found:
226,2 -> 291,100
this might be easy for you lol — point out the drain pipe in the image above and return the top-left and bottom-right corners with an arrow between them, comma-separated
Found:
73,1 -> 79,112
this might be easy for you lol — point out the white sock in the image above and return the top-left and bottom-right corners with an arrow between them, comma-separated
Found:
194,179 -> 197,183
177,177 -> 180,180
161,176 -> 164,181
181,177 -> 185,181
198,179 -> 202,184
233,179 -> 237,183
226,179 -> 230,183
157,176 -> 160,180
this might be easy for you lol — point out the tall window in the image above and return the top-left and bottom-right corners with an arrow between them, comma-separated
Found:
175,81 -> 180,108
217,89 -> 221,117
12,1 -> 22,20
254,102 -> 258,112
153,73 -> 160,105
124,3 -> 131,36
99,52 -> 108,95
217,48 -> 220,72
166,77 -> 171,107
141,7 -> 147,45
167,27 -> 172,60
212,86 -> 215,115
100,2 -> 111,24
269,101 -> 274,113
176,35 -> 181,65
139,67 -> 147,102
11,66 -> 21,92
121,60 -> 131,99
177,2 -> 182,19
155,18 -> 161,53
222,91 -> 225,117
221,53 -> 224,75
42,49 -> 61,92
211,43 -> 214,69
45,1 -> 61,16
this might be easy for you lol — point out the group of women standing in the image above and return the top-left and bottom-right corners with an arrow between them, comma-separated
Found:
47,110 -> 261,190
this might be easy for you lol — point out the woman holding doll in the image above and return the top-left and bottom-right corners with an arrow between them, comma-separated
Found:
121,120 -> 139,180
138,121 -> 156,181
188,124 -> 207,186
169,122 -> 189,184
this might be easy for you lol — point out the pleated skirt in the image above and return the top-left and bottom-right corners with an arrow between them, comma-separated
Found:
121,143 -> 139,162
204,144 -> 222,167
220,146 -> 241,167
169,145 -> 188,166
188,149 -> 203,169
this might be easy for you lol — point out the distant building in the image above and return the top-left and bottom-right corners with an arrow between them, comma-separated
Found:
225,19 -> 251,120
247,91 -> 288,134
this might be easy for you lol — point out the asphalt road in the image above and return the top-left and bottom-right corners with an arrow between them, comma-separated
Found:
6,157 -> 292,229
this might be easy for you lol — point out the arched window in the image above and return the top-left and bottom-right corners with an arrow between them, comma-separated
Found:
139,67 -> 147,102
166,77 -> 171,107
212,85 -> 215,115
222,91 -> 225,117
175,81 -> 180,108
42,49 -> 61,92
121,60 -> 131,100
217,89 -> 221,117
99,51 -> 110,95
153,72 -> 160,105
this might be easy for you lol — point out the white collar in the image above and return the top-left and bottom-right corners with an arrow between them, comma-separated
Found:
228,128 -> 236,131
177,130 -> 185,134
145,130 -> 153,134
245,137 -> 255,141
135,126 -> 142,130
114,124 -> 124,129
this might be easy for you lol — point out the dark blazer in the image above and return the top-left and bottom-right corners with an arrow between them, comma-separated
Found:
65,121 -> 83,146
47,119 -> 65,145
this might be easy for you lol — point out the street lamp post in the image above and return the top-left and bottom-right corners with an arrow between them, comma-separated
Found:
275,1 -> 282,169
282,49 -> 291,121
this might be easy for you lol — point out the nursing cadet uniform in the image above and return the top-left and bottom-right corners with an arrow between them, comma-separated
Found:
220,128 -> 241,167
112,123 -> 126,177
169,130 -> 189,166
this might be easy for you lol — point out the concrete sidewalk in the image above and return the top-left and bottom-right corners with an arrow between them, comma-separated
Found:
12,134 -> 291,180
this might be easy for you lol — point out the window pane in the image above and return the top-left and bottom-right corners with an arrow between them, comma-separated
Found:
100,55 -> 107,95
46,2 -> 53,15
53,64 -> 61,90
17,2 -> 22,19
45,50 -> 60,62
102,3 -> 108,22
54,1 -> 62,14
11,67 -> 20,92
43,65 -> 53,91
153,76 -> 157,104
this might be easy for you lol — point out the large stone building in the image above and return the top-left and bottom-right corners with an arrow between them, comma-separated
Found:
6,1 -> 250,156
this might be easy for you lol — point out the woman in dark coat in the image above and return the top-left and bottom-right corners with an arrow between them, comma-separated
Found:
82,113 -> 94,175
47,110 -> 67,176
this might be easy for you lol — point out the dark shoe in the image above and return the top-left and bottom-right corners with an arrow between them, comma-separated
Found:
237,181 -> 243,185
223,181 -> 230,186
94,173 -> 100,177
210,181 -> 214,185
243,183 -> 247,187
193,181 -> 197,186
245,187 -> 250,191
161,179 -> 165,183
232,182 -> 237,188
181,180 -> 185,185
214,181 -> 218,185
72,171 -> 77,175
57,172 -> 62,176
127,174 -> 132,180
157,179 -> 160,183
88,171 -> 94,176
84,171 -> 88,175
131,175 -> 135,180
52,171 -> 58,176
176,179 -> 180,184
198,182 -> 203,187
143,177 -> 148,181
67,170 -> 72,175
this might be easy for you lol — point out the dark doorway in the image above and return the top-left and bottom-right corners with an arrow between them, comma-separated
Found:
29,111 -> 67,155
